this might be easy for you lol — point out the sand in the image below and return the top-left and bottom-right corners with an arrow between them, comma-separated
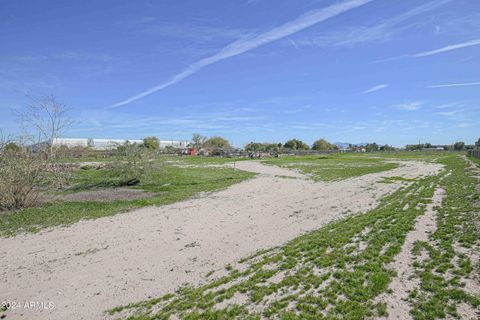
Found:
377,187 -> 445,320
0,160 -> 442,320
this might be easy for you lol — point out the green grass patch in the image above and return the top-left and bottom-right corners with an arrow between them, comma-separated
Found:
0,162 -> 254,237
263,154 -> 399,181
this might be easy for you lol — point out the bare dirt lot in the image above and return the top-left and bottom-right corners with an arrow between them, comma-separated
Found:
0,160 -> 442,320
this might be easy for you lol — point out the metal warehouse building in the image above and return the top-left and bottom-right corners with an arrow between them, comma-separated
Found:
38,138 -> 189,150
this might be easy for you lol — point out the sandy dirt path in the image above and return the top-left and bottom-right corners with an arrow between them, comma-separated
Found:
378,187 -> 445,320
0,160 -> 442,320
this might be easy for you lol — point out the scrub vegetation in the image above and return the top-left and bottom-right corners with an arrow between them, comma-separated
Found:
0,160 -> 254,237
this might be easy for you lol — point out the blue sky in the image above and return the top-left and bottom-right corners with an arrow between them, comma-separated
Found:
1,0 -> 479,147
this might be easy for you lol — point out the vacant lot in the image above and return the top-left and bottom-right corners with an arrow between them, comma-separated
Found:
0,157 -> 253,236
1,153 -> 478,320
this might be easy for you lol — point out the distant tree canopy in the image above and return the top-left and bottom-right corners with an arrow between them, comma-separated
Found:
405,143 -> 433,151
284,139 -> 310,150
191,133 -> 207,149
475,138 -> 480,148
245,142 -> 280,152
312,139 -> 337,151
143,136 -> 160,150
204,136 -> 232,149
365,143 -> 379,152
380,144 -> 395,151
454,141 -> 465,151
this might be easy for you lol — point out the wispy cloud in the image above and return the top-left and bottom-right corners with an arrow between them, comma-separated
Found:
288,0 -> 451,48
110,0 -> 374,108
397,101 -> 422,111
433,103 -> 462,109
435,110 -> 462,117
362,83 -> 389,94
376,39 -> 480,63
413,39 -> 480,57
427,82 -> 480,88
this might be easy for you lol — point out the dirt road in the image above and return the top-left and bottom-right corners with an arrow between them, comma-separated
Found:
0,160 -> 442,320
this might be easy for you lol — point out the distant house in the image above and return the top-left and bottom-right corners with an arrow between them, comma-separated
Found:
33,138 -> 190,151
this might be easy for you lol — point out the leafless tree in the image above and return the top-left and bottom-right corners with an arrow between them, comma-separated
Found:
0,95 -> 74,210
16,94 -> 74,158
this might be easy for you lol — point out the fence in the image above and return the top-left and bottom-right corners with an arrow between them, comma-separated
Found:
468,150 -> 480,160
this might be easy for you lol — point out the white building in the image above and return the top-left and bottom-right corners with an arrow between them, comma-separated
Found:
159,140 -> 190,149
37,138 -> 190,150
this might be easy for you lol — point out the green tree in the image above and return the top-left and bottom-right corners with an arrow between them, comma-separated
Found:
365,143 -> 379,152
204,136 -> 232,149
284,139 -> 310,150
454,141 -> 465,151
312,138 -> 336,151
245,142 -> 265,152
245,142 -> 280,153
143,136 -> 160,150
265,143 -> 280,152
191,133 -> 207,149
380,144 -> 395,151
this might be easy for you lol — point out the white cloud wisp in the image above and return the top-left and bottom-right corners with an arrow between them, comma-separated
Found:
362,83 -> 389,94
427,82 -> 480,88
413,39 -> 480,57
110,0 -> 374,108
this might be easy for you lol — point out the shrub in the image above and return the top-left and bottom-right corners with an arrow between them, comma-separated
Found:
143,136 -> 160,150
0,94 -> 73,211
4,142 -> 22,152
0,150 -> 49,210
110,143 -> 154,186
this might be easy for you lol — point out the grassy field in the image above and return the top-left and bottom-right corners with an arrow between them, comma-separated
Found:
108,154 -> 479,320
0,159 -> 254,237
0,153 -> 406,237
263,154 -> 399,181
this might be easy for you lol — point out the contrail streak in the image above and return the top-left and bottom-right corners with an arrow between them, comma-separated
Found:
375,39 -> 480,64
413,39 -> 480,57
427,82 -> 480,88
110,0 -> 373,108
